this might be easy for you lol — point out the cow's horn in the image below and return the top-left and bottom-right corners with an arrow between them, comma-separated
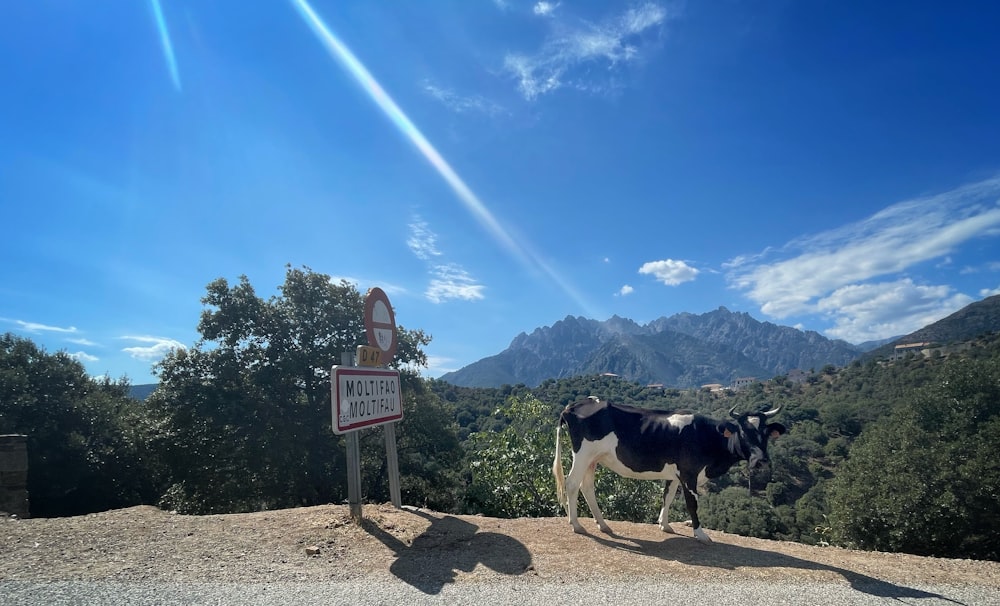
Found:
729,405 -> 740,419
761,405 -> 782,417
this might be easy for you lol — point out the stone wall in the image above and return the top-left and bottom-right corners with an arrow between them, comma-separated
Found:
0,434 -> 30,518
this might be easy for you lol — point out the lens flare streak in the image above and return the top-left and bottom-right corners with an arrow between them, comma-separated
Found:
290,0 -> 597,316
150,0 -> 181,92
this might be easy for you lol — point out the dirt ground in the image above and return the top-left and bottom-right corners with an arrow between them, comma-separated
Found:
2,503 -> 998,592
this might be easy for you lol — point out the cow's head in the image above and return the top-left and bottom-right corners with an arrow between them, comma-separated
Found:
723,405 -> 786,468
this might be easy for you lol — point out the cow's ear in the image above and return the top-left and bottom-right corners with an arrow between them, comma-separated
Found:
721,422 -> 738,438
768,423 -> 787,439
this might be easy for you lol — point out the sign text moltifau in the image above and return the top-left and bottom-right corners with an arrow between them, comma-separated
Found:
332,367 -> 402,434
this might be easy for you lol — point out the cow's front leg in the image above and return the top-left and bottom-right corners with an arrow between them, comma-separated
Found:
658,479 -> 679,533
681,475 -> 712,544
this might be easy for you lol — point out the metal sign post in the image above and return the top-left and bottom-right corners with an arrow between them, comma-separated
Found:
340,352 -> 363,523
331,288 -> 403,523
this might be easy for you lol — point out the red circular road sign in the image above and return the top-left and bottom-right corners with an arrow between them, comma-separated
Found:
364,287 -> 397,363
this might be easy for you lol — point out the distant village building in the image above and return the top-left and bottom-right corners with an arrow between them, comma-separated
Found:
731,377 -> 757,391
890,342 -> 932,361
645,383 -> 665,390
701,383 -> 725,392
600,372 -> 620,378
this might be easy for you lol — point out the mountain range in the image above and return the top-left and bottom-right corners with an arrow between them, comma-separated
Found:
439,295 -> 1000,389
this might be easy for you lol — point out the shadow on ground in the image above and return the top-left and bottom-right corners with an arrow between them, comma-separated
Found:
363,509 -> 532,595
586,529 -> 963,604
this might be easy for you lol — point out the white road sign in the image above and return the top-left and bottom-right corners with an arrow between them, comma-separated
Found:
331,366 -> 402,434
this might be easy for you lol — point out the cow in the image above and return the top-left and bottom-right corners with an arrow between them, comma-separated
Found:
552,396 -> 785,543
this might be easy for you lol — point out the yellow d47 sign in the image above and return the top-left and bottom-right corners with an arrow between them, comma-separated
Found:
356,345 -> 383,367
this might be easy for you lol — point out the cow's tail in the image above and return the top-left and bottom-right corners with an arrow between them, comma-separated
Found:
553,408 -> 567,512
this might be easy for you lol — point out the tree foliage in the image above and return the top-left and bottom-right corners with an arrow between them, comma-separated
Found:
828,355 -> 1000,560
0,334 -> 157,516
147,265 -> 456,513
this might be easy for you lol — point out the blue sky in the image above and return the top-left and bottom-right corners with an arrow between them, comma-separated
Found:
2,1 -> 999,385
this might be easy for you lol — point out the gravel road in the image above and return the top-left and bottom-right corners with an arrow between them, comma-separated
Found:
3,504 -> 998,605
2,578 -> 997,605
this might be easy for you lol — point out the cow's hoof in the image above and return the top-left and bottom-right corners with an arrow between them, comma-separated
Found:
598,524 -> 613,534
572,525 -> 587,535
693,527 -> 713,544
660,523 -> 676,534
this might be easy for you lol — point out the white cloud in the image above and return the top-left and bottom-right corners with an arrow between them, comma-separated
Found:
422,354 -> 459,377
534,2 -> 558,17
618,284 -> 634,296
407,217 -> 486,304
426,264 -> 486,303
818,279 -> 972,343
421,81 -> 507,117
503,2 -> 670,100
121,335 -> 185,362
726,176 -> 1000,341
729,178 -> 1000,318
8,320 -> 78,334
638,259 -> 699,286
67,337 -> 98,346
407,218 -> 443,261
68,351 -> 99,363
981,285 -> 1000,297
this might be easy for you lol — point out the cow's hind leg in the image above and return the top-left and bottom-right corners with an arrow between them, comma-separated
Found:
658,478 -> 680,533
580,462 -> 612,534
564,455 -> 590,534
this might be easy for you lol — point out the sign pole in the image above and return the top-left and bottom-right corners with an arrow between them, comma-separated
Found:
345,431 -> 363,523
384,423 -> 401,508
340,352 -> 363,523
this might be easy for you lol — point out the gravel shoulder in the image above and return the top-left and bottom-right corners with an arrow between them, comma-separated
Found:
2,503 -> 998,597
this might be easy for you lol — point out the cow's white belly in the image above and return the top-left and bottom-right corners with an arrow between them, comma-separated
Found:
578,434 -> 679,481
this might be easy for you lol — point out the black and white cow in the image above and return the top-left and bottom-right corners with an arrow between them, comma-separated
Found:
552,396 -> 785,543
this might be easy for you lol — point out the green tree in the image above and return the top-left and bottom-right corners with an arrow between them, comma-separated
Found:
699,486 -> 785,539
148,266 -> 446,514
0,334 -> 157,516
359,376 -> 464,512
466,395 -> 562,518
828,356 -> 1000,560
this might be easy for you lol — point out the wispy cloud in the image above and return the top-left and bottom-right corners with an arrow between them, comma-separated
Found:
426,264 -> 486,303
407,218 -> 443,260
67,337 -> 98,347
617,284 -> 635,296
423,354 -> 459,377
504,2 -> 670,100
726,176 -> 1000,342
3,319 -> 78,334
639,259 -> 699,286
121,335 -> 185,362
534,2 -> 559,17
407,217 -> 486,303
422,80 -> 507,117
818,279 -> 972,342
69,351 -> 99,363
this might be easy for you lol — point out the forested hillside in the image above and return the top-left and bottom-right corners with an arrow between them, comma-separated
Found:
435,332 -> 1000,559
